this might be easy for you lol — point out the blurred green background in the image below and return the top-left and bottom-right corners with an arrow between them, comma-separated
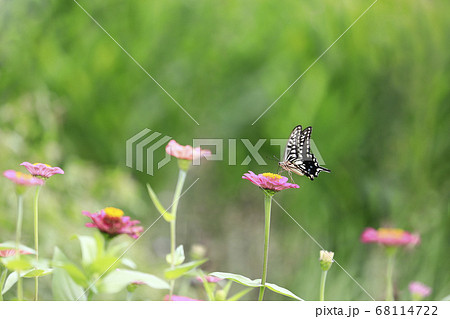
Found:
0,0 -> 448,300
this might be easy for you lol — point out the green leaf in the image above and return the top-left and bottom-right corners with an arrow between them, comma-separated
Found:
223,280 -> 233,296
209,272 -> 303,301
94,232 -> 106,257
208,272 -> 261,287
76,235 -> 98,267
52,247 -> 86,301
121,258 -> 137,269
146,183 -> 174,222
165,259 -> 208,280
23,268 -> 53,278
88,255 -> 120,276
51,249 -> 89,287
106,241 -> 129,257
2,271 -> 18,295
5,258 -> 33,271
0,269 -> 7,300
227,288 -> 253,301
98,269 -> 169,294
59,263 -> 89,287
166,245 -> 185,266
264,282 -> 303,301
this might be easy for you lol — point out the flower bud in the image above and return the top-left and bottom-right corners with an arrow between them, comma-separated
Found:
190,244 -> 207,260
409,282 -> 432,301
215,289 -> 227,301
319,250 -> 334,271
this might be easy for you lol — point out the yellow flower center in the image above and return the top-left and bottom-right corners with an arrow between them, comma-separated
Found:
262,173 -> 282,180
33,163 -> 51,167
378,228 -> 404,239
15,172 -> 32,180
104,207 -> 124,218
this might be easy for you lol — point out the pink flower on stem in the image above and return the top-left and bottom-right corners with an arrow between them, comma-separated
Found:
0,249 -> 33,258
409,282 -> 432,299
83,207 -> 144,239
20,162 -> 64,179
242,171 -> 299,193
360,228 -> 420,247
3,170 -> 44,186
196,276 -> 223,284
164,295 -> 202,301
166,140 -> 211,161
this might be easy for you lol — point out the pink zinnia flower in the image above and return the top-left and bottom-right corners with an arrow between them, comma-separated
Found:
409,282 -> 432,299
0,249 -> 33,258
164,295 -> 202,301
20,162 -> 64,179
83,207 -> 144,239
166,140 -> 211,160
242,171 -> 299,192
3,170 -> 44,186
196,276 -> 223,284
360,227 -> 420,247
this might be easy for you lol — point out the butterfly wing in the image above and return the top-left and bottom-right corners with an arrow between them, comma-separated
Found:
293,156 -> 331,180
281,125 -> 331,180
284,125 -> 303,163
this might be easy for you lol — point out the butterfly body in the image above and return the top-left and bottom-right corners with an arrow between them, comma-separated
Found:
279,125 -> 331,181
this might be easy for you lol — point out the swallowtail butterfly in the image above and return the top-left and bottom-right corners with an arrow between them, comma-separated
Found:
279,125 -> 331,180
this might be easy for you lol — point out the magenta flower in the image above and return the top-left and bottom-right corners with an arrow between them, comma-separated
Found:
3,170 -> 44,186
164,295 -> 202,301
20,162 -> 64,179
360,228 -> 420,247
0,249 -> 33,258
166,140 -> 211,160
409,282 -> 432,299
242,171 -> 299,192
83,207 -> 144,239
196,276 -> 223,284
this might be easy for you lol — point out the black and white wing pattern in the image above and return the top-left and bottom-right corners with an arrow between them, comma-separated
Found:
279,125 -> 331,181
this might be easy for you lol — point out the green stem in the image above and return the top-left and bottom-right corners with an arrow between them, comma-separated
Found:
15,195 -> 24,255
33,185 -> 42,301
17,277 -> 23,301
0,268 -> 7,301
169,169 -> 187,299
16,194 -> 24,301
199,271 -> 215,301
258,192 -> 273,301
126,291 -> 133,301
320,270 -> 328,301
386,251 -> 396,301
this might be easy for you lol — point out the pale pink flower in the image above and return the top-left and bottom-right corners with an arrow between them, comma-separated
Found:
0,248 -> 33,258
166,140 -> 211,160
83,207 -> 143,239
164,295 -> 202,301
20,162 -> 64,179
409,282 -> 432,298
360,227 -> 420,247
3,170 -> 44,186
242,171 -> 299,192
196,276 -> 223,283
131,281 -> 146,285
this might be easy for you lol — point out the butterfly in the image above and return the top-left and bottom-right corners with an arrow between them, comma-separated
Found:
279,125 -> 331,180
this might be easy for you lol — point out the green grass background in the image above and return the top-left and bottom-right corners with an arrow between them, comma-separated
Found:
0,0 -> 448,300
